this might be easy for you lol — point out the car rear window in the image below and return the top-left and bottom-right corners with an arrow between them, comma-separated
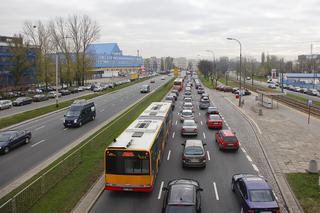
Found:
168,185 -> 195,205
249,189 -> 275,202
185,146 -> 203,155
223,136 -> 238,143
182,111 -> 192,116
183,120 -> 195,126
209,115 -> 220,120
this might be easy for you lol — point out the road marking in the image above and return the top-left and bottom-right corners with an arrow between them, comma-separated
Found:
200,121 -> 203,125
63,128 -> 68,131
241,147 -> 246,153
198,112 -> 201,116
240,207 -> 243,213
35,125 -> 45,131
60,118 -> 64,121
207,151 -> 211,161
252,164 -> 259,172
167,150 -> 171,160
203,132 -> 206,139
158,181 -> 164,200
100,109 -> 105,112
172,132 -> 175,139
246,155 -> 253,162
175,120 -> 177,125
213,182 -> 219,200
31,139 -> 46,148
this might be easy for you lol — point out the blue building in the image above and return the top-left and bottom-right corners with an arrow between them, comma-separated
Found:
283,73 -> 320,89
0,36 -> 36,90
87,43 -> 143,78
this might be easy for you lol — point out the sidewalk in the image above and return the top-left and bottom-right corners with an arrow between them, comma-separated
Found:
221,90 -> 320,213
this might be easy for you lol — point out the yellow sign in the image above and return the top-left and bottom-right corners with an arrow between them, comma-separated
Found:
173,68 -> 180,77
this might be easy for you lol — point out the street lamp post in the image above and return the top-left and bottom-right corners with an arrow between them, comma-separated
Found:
227,37 -> 242,107
206,50 -> 215,87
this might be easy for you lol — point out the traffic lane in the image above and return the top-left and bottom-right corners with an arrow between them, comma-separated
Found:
284,89 -> 320,102
0,76 -> 170,188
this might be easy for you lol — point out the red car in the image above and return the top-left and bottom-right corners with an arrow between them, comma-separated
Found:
207,114 -> 223,129
215,130 -> 239,151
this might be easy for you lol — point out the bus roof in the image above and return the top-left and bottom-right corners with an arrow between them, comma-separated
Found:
139,102 -> 171,119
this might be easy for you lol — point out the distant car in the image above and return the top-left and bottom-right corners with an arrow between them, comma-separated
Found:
169,92 -> 177,101
150,79 -> 155,83
180,109 -> 194,122
0,130 -> 32,154
200,93 -> 209,100
215,130 -> 239,151
140,85 -> 151,93
181,119 -> 198,136
207,106 -> 219,115
181,139 -> 206,168
161,76 -> 166,80
32,94 -> 49,102
197,88 -> 204,94
13,97 -> 32,106
184,91 -> 192,98
164,96 -> 175,110
246,76 -> 251,80
162,179 -> 203,213
48,91 -> 62,98
59,89 -> 71,96
171,89 -> 179,96
0,100 -> 13,110
93,86 -> 103,92
267,83 -> 276,89
185,86 -> 191,92
223,86 -> 233,92
63,100 -> 96,128
183,97 -> 192,103
216,85 -> 225,91
207,114 -> 223,129
199,99 -> 210,109
69,87 -> 79,94
182,102 -> 194,112
232,174 -> 280,213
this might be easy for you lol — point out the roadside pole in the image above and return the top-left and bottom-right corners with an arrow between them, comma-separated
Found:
307,99 -> 312,124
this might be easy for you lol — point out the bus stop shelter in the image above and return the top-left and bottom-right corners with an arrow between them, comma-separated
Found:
256,90 -> 286,109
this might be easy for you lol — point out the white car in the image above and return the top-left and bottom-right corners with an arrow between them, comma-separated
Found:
48,91 -> 62,98
93,86 -> 103,92
0,100 -> 13,110
267,83 -> 276,89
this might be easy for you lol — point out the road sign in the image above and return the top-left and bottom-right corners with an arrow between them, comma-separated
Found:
307,99 -> 313,107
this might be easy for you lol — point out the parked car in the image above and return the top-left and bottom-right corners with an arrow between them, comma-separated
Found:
59,89 -> 71,96
207,114 -> 223,129
182,102 -> 194,112
47,91 -> 62,98
232,87 -> 239,93
77,86 -> 86,92
308,89 -> 320,96
267,83 -> 276,89
63,100 -> 96,128
140,84 -> 151,93
161,76 -> 166,80
69,87 -> 79,94
0,100 -> 13,110
223,86 -> 233,92
294,86 -> 302,92
32,94 -> 49,102
150,79 -> 155,83
93,86 -> 103,92
181,119 -> 198,136
232,174 -> 280,213
162,179 -> 203,213
180,109 -> 194,122
207,106 -> 219,115
0,130 -> 32,154
215,130 -> 239,151
13,97 -> 32,106
181,139 -> 206,168
199,99 -> 210,109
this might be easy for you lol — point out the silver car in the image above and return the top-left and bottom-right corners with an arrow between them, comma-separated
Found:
183,97 -> 192,103
180,109 -> 194,122
181,119 -> 198,136
199,99 -> 210,109
0,100 -> 12,110
182,102 -> 194,112
182,139 -> 207,168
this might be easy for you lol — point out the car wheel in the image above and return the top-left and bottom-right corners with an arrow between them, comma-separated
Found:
231,180 -> 235,192
25,137 -> 30,144
92,115 -> 95,121
4,146 -> 10,154
79,122 -> 82,127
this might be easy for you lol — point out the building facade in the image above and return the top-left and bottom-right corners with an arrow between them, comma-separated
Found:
87,43 -> 143,78
173,57 -> 187,69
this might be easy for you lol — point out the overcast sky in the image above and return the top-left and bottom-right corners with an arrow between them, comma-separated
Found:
1,0 -> 320,60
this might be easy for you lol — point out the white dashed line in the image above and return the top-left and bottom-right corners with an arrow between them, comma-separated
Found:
213,182 -> 220,200
207,151 -> 211,161
31,139 -> 46,148
252,164 -> 259,172
158,181 -> 164,200
167,150 -> 171,160
203,132 -> 206,139
63,128 -> 68,131
198,112 -> 201,116
200,121 -> 203,125
35,125 -> 45,131
172,132 -> 175,139
175,121 -> 178,125
241,147 -> 246,153
100,109 -> 105,112
246,155 -> 253,162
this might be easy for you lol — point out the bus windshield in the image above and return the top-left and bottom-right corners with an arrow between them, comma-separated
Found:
106,150 -> 150,175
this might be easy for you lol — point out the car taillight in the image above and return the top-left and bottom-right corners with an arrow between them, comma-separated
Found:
247,210 -> 254,213
182,128 -> 185,132
276,208 -> 280,213
182,155 -> 187,160
194,128 -> 197,132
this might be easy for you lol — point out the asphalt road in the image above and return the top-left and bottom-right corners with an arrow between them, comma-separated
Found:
91,80 -> 259,213
0,75 -> 170,189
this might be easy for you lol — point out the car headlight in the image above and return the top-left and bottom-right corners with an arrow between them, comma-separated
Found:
74,119 -> 78,123
63,118 -> 65,123
0,147 -> 2,150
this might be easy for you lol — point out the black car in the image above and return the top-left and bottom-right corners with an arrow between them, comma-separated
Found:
162,179 -> 203,213
0,130 -> 32,154
59,89 -> 71,96
63,100 -> 96,127
32,94 -> 49,102
69,87 -> 79,94
13,97 -> 33,106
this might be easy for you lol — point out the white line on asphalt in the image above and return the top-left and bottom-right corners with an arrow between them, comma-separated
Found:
158,181 -> 164,200
203,132 -> 206,139
252,164 -> 259,172
207,151 -> 211,161
240,207 -> 243,213
100,109 -> 105,112
198,106 -> 200,110
167,150 -> 171,160
175,120 -> 178,125
63,128 -> 68,131
31,140 -> 46,148
213,182 -> 219,200
220,115 -> 224,119
246,155 -> 253,162
241,147 -> 246,153
172,132 -> 175,139
200,121 -> 203,125
198,112 -> 201,116
35,125 -> 45,131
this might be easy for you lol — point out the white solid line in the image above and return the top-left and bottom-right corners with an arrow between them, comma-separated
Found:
100,109 -> 105,112
240,207 -> 243,213
158,181 -> 164,200
167,150 -> 171,160
203,132 -> 206,139
172,132 -> 175,139
200,121 -> 203,125
31,139 -> 46,148
246,155 -> 253,162
63,128 -> 68,131
175,120 -> 178,125
241,147 -> 246,153
198,112 -> 201,116
213,182 -> 219,200
35,125 -> 45,131
252,164 -> 259,172
207,151 -> 211,161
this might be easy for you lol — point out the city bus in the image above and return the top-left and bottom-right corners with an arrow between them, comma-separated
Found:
104,102 -> 173,192
173,78 -> 184,91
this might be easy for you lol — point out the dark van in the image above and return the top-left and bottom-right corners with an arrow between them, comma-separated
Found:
63,100 -> 96,127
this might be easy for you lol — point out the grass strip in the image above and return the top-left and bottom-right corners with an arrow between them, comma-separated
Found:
0,78 -> 150,130
0,79 -> 173,212
286,93 -> 320,107
287,173 -> 320,213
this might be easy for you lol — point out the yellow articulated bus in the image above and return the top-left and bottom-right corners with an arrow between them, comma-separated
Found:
105,102 -> 173,192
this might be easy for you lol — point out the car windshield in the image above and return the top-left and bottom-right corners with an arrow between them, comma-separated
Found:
209,115 -> 220,120
184,103 -> 192,107
182,111 -> 192,116
168,185 -> 195,205
66,105 -> 81,116
142,85 -> 149,89
183,120 -> 195,126
201,100 -> 209,103
0,133 -> 14,142
185,146 -> 203,155
249,189 -> 275,202
224,136 -> 238,143
166,96 -> 174,100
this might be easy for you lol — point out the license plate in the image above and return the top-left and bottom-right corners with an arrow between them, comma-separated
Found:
123,188 -> 133,191
228,144 -> 233,146
261,211 -> 272,213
